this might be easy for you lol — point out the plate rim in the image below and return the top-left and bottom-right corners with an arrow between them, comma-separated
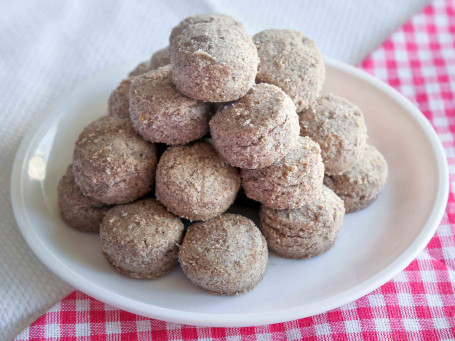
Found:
10,58 -> 449,327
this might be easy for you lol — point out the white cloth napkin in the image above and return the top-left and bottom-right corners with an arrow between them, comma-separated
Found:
0,0 -> 430,339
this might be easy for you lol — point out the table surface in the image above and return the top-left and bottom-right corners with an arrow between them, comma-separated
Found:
0,0 -> 433,340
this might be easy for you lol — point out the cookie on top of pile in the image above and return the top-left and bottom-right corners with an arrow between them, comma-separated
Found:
57,13 -> 388,296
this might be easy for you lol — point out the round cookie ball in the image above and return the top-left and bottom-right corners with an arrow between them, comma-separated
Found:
241,136 -> 324,209
210,83 -> 300,169
150,47 -> 170,69
128,48 -> 170,77
100,198 -> 184,279
169,14 -> 245,44
58,165 -> 111,232
155,140 -> 240,221
108,77 -> 133,119
253,29 -> 325,112
129,60 -> 152,77
73,116 -> 158,205
324,145 -> 388,213
299,94 -> 367,175
179,213 -> 268,295
170,22 -> 258,102
259,186 -> 345,259
129,65 -> 212,145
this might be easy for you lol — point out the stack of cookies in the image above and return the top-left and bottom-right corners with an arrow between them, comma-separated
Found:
58,14 -> 388,296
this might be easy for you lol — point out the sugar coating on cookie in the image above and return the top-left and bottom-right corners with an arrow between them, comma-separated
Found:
210,83 -> 300,169
108,77 -> 134,119
324,145 -> 388,213
73,116 -> 158,205
241,136 -> 324,209
259,186 -> 345,259
155,141 -> 240,221
129,65 -> 212,145
129,60 -> 152,77
299,94 -> 367,175
58,165 -> 111,232
179,213 -> 268,295
170,22 -> 258,102
169,13 -> 245,44
253,29 -> 325,112
150,47 -> 170,69
100,198 -> 184,279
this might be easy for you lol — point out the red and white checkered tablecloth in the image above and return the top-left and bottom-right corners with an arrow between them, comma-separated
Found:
15,0 -> 455,339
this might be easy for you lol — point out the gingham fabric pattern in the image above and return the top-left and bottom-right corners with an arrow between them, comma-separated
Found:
15,0 -> 455,339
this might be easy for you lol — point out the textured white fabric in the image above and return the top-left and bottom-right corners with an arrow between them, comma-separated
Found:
0,0 -> 430,339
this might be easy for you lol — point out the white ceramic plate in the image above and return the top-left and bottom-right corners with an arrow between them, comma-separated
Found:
11,58 -> 448,327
